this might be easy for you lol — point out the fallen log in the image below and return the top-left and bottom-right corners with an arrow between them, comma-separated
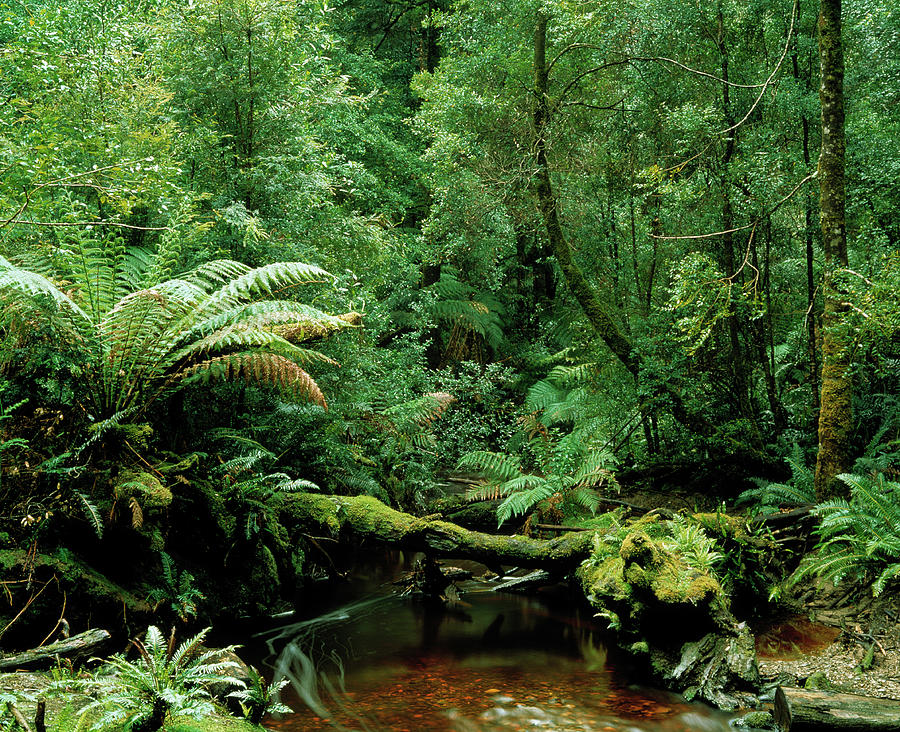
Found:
0,628 -> 110,671
774,686 -> 900,731
280,494 -> 595,570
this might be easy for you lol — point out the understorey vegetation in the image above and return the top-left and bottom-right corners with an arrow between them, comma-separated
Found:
1,0 -> 899,727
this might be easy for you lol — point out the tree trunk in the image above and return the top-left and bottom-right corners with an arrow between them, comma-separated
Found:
775,687 -> 900,731
814,0 -> 853,500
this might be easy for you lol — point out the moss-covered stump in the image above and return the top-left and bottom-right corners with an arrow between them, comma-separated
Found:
278,493 -> 594,570
576,514 -> 760,709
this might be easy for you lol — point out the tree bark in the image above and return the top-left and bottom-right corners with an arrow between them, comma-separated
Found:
775,686 -> 900,731
814,0 -> 853,500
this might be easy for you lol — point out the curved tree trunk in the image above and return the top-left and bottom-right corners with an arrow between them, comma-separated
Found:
531,14 -> 714,437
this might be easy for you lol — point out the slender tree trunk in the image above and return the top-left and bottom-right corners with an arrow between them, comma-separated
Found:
814,0 -> 853,500
717,13 -> 759,439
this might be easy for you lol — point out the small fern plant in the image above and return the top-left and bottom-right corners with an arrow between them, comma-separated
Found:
459,441 -> 617,526
212,436 -> 319,540
78,625 -> 245,731
738,443 -> 816,514
146,552 -> 205,623
459,360 -> 619,526
792,473 -> 900,596
227,666 -> 292,725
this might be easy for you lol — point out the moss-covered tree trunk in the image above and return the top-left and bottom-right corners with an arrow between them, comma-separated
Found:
814,0 -> 853,500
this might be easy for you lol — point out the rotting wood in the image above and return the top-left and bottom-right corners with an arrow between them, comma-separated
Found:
0,628 -> 110,671
774,686 -> 900,731
492,570 -> 553,593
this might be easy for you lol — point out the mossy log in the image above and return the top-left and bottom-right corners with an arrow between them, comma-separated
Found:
280,494 -> 594,569
774,687 -> 900,731
0,629 -> 110,671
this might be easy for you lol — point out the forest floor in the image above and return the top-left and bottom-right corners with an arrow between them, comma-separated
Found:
756,582 -> 900,700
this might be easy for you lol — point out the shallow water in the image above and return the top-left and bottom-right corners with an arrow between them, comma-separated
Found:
254,560 -> 734,732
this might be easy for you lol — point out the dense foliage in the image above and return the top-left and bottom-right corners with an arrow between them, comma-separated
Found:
1,0 -> 899,695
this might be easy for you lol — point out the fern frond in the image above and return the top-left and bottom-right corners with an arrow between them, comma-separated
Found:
546,362 -> 599,386
497,483 -> 555,524
465,480 -> 504,501
275,477 -> 320,492
184,353 -> 327,407
568,486 -> 601,514
75,491 -> 104,538
202,262 -> 332,313
129,497 -> 144,529
217,448 -> 275,476
457,450 -> 522,482
383,392 -> 456,430
0,257 -> 93,328
526,379 -> 565,413
498,474 -> 549,495
873,562 -> 900,596
573,450 -> 618,489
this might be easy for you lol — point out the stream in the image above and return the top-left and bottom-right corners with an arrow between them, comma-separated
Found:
250,555 -> 735,732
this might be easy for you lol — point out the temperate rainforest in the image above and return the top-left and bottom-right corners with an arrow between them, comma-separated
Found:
1,0 -> 899,730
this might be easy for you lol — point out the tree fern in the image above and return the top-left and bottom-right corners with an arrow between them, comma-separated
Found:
0,251 -> 343,420
426,268 -> 504,359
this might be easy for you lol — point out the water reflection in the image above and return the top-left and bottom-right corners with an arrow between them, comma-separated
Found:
255,576 -> 733,731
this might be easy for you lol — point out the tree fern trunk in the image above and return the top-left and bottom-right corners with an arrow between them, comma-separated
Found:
814,0 -> 853,500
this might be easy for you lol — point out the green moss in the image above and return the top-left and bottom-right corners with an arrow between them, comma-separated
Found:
580,555 -> 628,599
339,495 -> 409,539
165,715 -> 262,731
0,549 -> 148,615
116,471 -> 173,509
0,548 -> 21,570
691,512 -> 758,545
620,531 -> 662,568
280,494 -> 340,536
731,711 -> 774,729
804,670 -> 832,690
651,561 -> 721,605
629,640 -> 650,654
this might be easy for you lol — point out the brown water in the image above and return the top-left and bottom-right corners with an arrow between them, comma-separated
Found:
755,615 -> 841,660
254,561 -> 734,732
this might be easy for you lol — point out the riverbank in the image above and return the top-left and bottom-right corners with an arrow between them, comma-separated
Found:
0,670 -> 263,732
